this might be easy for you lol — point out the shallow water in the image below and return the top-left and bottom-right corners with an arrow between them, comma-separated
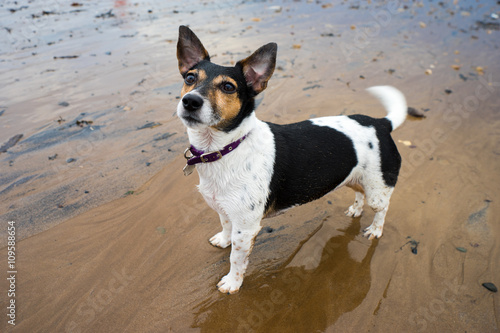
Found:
1,0 -> 499,332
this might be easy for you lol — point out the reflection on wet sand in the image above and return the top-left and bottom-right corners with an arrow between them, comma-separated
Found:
193,217 -> 378,332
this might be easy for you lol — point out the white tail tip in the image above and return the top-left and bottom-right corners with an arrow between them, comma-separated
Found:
366,86 -> 407,131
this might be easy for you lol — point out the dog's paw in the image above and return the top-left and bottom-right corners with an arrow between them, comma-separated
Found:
363,225 -> 383,240
209,232 -> 231,248
345,205 -> 363,218
217,274 -> 242,294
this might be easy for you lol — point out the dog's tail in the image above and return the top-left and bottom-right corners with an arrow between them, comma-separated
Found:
366,86 -> 407,131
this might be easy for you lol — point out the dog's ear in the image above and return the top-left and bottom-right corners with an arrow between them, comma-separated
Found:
238,43 -> 277,95
177,26 -> 210,75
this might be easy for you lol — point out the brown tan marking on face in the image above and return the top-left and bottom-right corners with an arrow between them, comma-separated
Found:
208,75 -> 241,129
180,69 -> 207,97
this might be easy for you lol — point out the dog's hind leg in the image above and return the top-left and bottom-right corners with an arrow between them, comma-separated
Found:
217,223 -> 262,294
345,184 -> 365,218
209,213 -> 232,249
363,185 -> 394,240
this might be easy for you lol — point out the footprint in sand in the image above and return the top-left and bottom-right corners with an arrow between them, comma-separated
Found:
432,200 -> 492,280
426,201 -> 497,330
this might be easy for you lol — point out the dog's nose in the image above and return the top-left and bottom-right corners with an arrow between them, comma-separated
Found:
182,94 -> 203,112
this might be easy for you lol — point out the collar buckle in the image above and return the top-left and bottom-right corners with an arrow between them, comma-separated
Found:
201,151 -> 222,163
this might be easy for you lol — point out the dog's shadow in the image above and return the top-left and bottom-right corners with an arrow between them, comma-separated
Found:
192,216 -> 378,332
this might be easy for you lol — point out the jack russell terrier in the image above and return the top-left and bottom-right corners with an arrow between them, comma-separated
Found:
176,25 -> 407,294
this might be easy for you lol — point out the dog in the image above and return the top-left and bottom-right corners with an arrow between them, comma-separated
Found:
176,25 -> 407,294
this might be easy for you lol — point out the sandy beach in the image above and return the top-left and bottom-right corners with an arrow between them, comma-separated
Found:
1,0 -> 499,332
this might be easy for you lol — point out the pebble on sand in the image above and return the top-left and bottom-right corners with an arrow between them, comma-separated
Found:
482,282 -> 497,293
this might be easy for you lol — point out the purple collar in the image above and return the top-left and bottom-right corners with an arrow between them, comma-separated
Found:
184,134 -> 248,166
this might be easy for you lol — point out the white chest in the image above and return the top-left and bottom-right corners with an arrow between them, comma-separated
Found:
194,120 -> 275,222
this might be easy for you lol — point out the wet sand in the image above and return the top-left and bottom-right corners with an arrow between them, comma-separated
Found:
1,0 -> 500,332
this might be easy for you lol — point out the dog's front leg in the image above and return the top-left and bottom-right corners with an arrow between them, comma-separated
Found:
209,213 -> 232,248
217,224 -> 261,294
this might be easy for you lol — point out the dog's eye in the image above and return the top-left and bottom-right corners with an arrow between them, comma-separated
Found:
221,82 -> 236,94
185,73 -> 196,85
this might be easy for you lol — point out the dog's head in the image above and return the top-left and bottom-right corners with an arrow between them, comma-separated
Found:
176,25 -> 277,132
